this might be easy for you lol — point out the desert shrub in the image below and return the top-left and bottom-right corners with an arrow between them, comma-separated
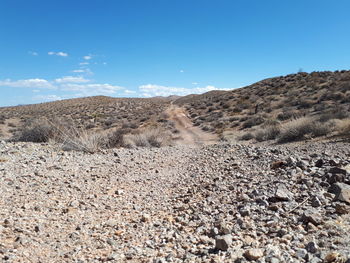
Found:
86,123 -> 95,129
332,119 -> 350,137
122,122 -> 138,129
104,120 -> 114,127
229,116 -> 240,122
318,107 -> 349,122
107,128 -> 132,148
298,100 -> 314,109
277,111 -> 301,121
61,131 -> 108,153
242,116 -> 265,129
7,122 -> 16,128
255,125 -> 281,142
232,107 -> 243,113
16,119 -> 56,142
239,132 -> 254,141
123,128 -> 171,148
277,117 -> 331,143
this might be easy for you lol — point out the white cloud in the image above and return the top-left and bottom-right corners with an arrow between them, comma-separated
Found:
48,51 -> 68,57
138,84 -> 219,97
0,78 -> 55,89
71,68 -> 93,75
83,55 -> 92,60
60,83 -> 124,96
33,94 -> 62,102
79,62 -> 89,65
124,89 -> 136,94
55,76 -> 90,83
192,82 -> 198,85
29,51 -> 38,56
180,70 -> 184,73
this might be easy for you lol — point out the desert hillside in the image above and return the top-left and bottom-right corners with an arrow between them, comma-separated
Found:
0,71 -> 350,262
1,70 -> 349,145
175,70 -> 350,141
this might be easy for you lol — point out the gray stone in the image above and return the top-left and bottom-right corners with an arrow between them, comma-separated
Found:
296,248 -> 308,259
275,184 -> 292,201
244,248 -> 264,260
305,241 -> 318,253
215,234 -> 232,251
329,183 -> 350,204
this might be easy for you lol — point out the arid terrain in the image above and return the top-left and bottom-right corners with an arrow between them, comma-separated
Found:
0,70 -> 350,262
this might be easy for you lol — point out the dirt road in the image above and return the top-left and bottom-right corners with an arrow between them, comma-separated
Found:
165,105 -> 218,145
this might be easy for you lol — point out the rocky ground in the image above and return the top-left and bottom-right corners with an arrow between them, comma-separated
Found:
0,139 -> 350,263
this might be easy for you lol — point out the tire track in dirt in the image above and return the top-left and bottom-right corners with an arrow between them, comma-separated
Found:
165,105 -> 218,145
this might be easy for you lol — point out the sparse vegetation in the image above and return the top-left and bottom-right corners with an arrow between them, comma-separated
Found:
254,125 -> 281,142
277,117 -> 331,143
123,128 -> 172,148
15,119 -> 56,143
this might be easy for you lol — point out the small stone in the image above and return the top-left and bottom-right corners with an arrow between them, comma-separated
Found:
296,248 -> 308,259
324,252 -> 346,263
275,184 -> 292,201
141,214 -> 151,223
70,200 -> 79,208
311,196 -> 322,207
335,203 -> 350,214
329,167 -> 347,175
215,234 -> 232,251
244,248 -> 264,260
315,159 -> 324,168
302,210 -> 323,225
115,189 -> 124,195
305,241 -> 318,253
271,161 -> 286,169
329,183 -> 350,204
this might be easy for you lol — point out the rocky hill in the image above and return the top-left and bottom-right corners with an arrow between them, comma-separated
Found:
175,71 -> 350,140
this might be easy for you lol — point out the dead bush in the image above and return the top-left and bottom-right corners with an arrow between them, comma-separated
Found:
123,128 -> 171,148
254,125 -> 281,142
107,128 -> 132,148
242,116 -> 265,129
15,119 -> 56,142
335,119 -> 350,137
277,117 -> 331,143
239,132 -> 254,141
61,131 -> 108,153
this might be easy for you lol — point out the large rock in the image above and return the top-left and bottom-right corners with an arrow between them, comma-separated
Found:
329,183 -> 350,204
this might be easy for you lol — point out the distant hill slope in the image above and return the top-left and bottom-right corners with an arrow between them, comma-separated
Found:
0,96 -> 172,139
175,70 -> 350,135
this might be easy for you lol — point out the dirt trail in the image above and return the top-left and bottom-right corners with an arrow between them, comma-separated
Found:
166,104 -> 218,145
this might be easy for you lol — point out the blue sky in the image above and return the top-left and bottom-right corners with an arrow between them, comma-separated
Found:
0,0 -> 349,106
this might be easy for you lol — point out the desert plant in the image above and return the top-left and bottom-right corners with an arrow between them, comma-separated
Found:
335,119 -> 350,137
277,117 -> 331,143
123,128 -> 171,148
242,116 -> 265,129
107,128 -> 132,148
60,131 -> 108,153
239,132 -> 254,141
16,119 -> 56,142
254,125 -> 281,142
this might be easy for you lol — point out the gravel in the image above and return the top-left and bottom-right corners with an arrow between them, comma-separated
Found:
0,140 -> 350,262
